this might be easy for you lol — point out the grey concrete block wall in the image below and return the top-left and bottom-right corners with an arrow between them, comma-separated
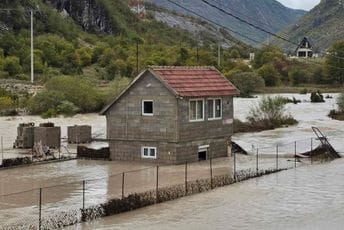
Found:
177,96 -> 234,142
106,72 -> 178,142
34,126 -> 61,149
105,71 -> 234,164
68,125 -> 92,143
109,140 -> 177,164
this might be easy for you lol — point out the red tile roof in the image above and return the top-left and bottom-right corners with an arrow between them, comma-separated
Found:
151,66 -> 239,97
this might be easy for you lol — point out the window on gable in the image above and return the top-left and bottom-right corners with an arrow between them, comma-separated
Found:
142,100 -> 153,116
208,98 -> 222,120
189,99 -> 204,121
141,147 -> 157,159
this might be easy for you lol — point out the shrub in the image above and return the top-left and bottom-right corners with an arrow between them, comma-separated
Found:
310,91 -> 325,103
337,92 -> 344,112
247,96 -> 297,128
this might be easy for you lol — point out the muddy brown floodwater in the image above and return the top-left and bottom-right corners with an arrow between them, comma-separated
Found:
0,93 -> 343,229
70,158 -> 344,230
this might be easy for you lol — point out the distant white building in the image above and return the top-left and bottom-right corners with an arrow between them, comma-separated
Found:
296,37 -> 313,58
128,0 -> 146,18
249,53 -> 255,61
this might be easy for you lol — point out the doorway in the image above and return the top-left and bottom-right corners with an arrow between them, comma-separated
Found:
198,150 -> 207,161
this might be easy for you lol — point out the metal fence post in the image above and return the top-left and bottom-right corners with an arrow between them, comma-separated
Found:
256,148 -> 259,175
39,188 -> 42,230
185,162 -> 188,195
1,136 -> 3,164
210,158 -> 213,189
276,145 -> 279,170
233,151 -> 237,181
122,172 -> 125,199
156,165 -> 159,202
294,141 -> 297,168
311,138 -> 313,165
82,180 -> 85,210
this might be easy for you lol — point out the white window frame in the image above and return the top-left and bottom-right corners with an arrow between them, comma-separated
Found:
141,146 -> 157,159
189,98 -> 204,122
208,98 -> 222,120
142,100 -> 154,116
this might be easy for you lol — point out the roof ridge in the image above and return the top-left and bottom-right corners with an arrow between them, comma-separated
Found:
149,65 -> 215,69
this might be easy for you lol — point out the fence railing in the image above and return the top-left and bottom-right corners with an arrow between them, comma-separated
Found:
0,137 -> 327,229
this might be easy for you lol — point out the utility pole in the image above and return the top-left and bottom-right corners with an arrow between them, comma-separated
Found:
1,136 -> 3,164
30,10 -> 34,83
136,40 -> 139,74
217,43 -> 221,67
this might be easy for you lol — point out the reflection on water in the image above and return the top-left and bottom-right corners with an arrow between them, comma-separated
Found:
72,159 -> 344,230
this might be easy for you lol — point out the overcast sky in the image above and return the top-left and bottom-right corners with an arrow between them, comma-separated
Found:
276,0 -> 321,10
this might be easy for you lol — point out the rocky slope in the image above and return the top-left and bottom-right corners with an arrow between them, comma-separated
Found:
146,0 -> 306,46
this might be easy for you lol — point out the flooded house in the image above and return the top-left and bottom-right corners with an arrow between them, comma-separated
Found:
100,66 -> 239,164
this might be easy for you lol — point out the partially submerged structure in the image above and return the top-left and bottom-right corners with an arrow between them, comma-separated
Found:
67,125 -> 92,144
101,66 -> 239,164
14,123 -> 61,149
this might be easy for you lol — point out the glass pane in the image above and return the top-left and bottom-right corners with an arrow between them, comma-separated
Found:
143,148 -> 148,156
215,99 -> 221,118
150,148 -> 156,157
208,100 -> 214,118
143,101 -> 153,114
190,101 -> 196,120
197,100 -> 203,119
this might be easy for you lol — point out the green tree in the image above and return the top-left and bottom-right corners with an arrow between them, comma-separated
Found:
28,90 -> 67,115
289,68 -> 310,86
0,96 -> 14,110
3,56 -> 22,76
253,46 -> 284,69
228,71 -> 265,97
325,40 -> 344,84
45,76 -> 103,113
257,64 -> 281,86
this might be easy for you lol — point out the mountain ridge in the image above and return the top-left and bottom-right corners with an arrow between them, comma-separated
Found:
272,0 -> 344,52
146,0 -> 306,46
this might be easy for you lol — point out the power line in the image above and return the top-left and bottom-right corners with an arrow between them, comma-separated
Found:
209,0 -> 294,39
165,1 -> 344,71
165,0 -> 261,45
202,0 -> 344,61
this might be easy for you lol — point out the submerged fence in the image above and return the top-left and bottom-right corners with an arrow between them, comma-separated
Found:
0,137 -> 325,229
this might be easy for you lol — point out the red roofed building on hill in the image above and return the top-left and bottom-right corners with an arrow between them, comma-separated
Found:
128,0 -> 146,18
101,66 -> 239,164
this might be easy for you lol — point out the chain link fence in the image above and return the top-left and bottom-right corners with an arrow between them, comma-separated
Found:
0,137 -> 329,229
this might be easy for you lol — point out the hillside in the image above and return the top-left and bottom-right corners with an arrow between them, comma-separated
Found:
146,0 -> 306,46
273,0 -> 344,52
0,0 -> 247,82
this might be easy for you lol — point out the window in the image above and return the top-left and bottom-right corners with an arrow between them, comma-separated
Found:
189,99 -> 204,121
208,98 -> 222,120
141,147 -> 157,159
142,100 -> 153,116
